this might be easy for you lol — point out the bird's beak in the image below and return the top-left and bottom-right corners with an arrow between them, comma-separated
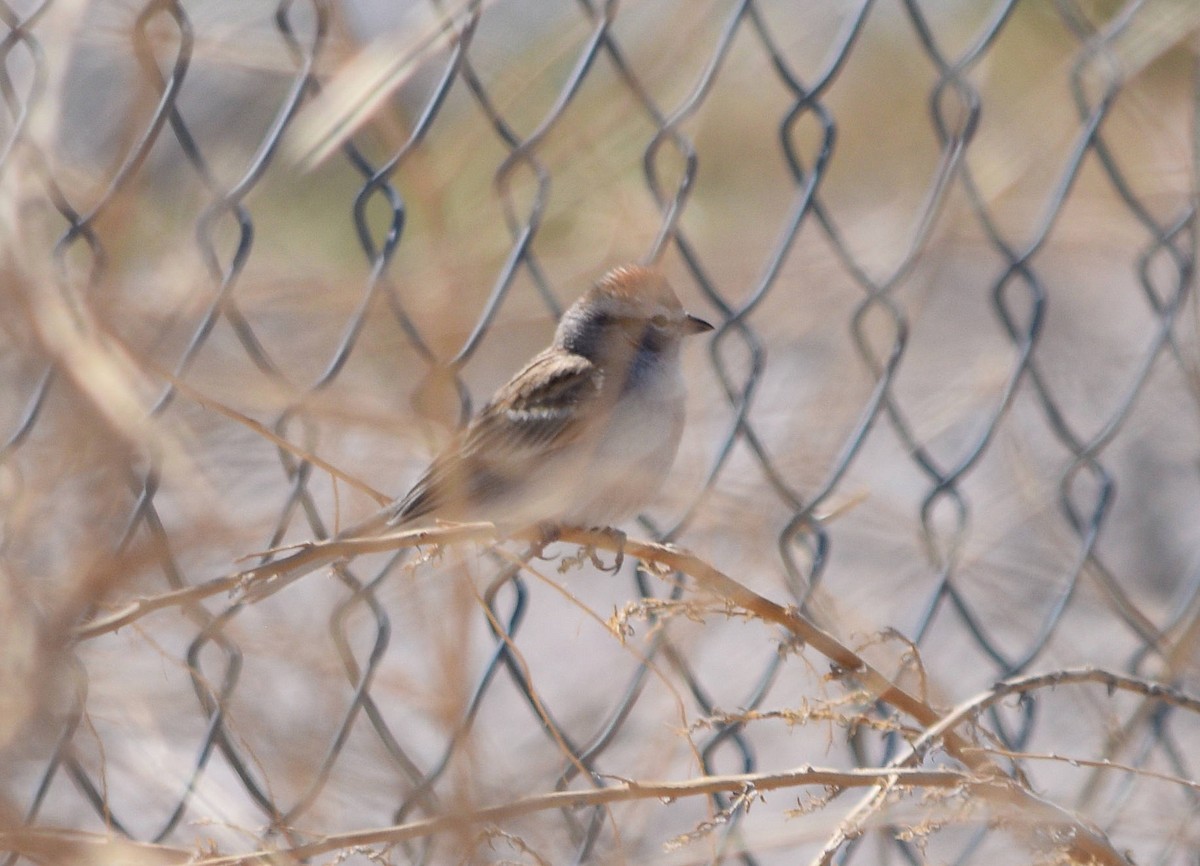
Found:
682,313 -> 714,335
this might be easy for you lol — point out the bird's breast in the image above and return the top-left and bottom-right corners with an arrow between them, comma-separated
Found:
562,363 -> 687,525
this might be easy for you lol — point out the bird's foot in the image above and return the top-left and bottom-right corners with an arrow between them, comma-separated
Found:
586,526 -> 626,573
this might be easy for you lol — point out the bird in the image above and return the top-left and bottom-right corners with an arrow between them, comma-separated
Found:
246,264 -> 712,595
384,263 -> 713,530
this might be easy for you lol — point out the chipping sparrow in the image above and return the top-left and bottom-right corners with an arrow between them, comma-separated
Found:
384,263 -> 712,530
247,265 -> 710,595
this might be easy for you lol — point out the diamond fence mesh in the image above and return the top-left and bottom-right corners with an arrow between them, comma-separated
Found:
2,1 -> 1200,864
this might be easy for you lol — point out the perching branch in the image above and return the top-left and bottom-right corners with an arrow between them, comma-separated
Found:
71,523 -> 1138,866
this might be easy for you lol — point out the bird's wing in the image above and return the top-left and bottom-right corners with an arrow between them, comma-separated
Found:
387,349 -> 604,525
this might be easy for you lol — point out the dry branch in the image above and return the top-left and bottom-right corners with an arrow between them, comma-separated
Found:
188,765 -> 971,865
70,523 -> 1139,865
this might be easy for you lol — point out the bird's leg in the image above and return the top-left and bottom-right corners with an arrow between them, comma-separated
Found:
529,522 -> 563,560
585,526 -> 626,573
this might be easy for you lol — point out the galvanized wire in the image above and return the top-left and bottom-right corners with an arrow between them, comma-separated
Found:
1,1 -> 1199,864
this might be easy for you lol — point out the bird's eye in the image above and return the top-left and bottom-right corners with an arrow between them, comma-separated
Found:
650,314 -> 670,328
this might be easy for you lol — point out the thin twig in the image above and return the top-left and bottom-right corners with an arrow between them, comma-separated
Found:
70,525 -> 1139,866
145,359 -> 391,506
187,765 -> 970,866
971,746 -> 1200,793
913,667 -> 1200,754
811,666 -> 1200,866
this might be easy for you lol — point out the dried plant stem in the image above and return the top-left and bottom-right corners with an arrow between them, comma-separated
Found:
974,747 -> 1200,793
542,530 -> 1129,866
71,523 -> 1137,865
919,667 -> 1200,741
190,765 -> 970,866
73,575 -> 245,640
71,523 -> 502,640
0,766 -> 967,865
811,666 -> 1200,866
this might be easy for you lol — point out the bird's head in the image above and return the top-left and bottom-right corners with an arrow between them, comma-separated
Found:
555,265 -> 713,363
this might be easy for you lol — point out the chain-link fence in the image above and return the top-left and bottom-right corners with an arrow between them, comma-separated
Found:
2,1 -> 1200,864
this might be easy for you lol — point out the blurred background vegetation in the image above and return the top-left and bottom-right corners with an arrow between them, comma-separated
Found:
2,1 -> 1200,864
